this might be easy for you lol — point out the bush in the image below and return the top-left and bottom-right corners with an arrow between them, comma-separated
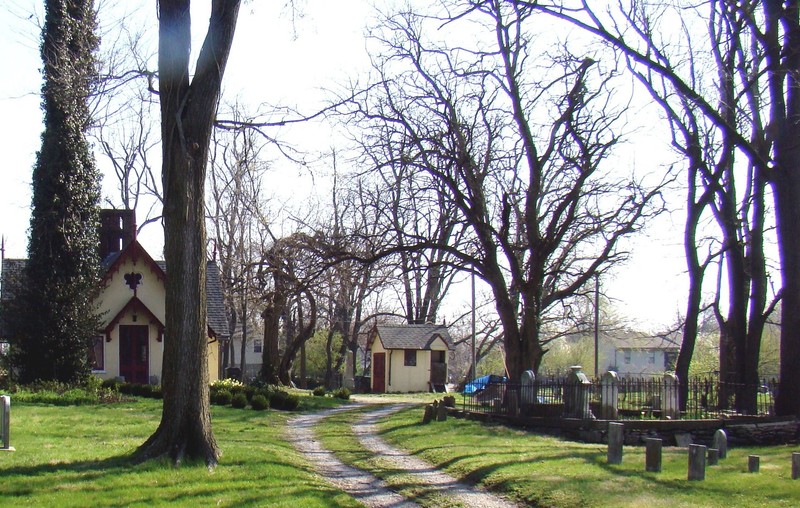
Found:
251,393 -> 269,410
312,386 -> 327,397
231,392 -> 248,409
213,389 -> 232,406
101,378 -> 122,391
269,389 -> 300,411
332,387 -> 350,400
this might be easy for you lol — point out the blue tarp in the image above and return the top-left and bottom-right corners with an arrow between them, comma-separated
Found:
463,374 -> 507,394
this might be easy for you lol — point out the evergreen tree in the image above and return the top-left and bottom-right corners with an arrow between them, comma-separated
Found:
8,0 -> 101,384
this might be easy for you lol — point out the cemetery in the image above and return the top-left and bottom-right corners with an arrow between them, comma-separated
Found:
455,367 -> 798,447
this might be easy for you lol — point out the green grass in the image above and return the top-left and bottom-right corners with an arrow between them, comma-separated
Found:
369,406 -> 800,507
0,396 -> 359,507
4,392 -> 798,508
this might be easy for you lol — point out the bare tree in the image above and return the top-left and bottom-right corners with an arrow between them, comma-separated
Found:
207,103 -> 272,377
528,0 -> 781,414
341,2 -> 665,382
134,0 -> 241,467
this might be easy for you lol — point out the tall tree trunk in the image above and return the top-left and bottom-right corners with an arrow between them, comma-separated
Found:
135,0 -> 240,466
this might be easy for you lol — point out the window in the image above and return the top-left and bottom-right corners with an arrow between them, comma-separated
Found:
623,349 -> 631,365
404,349 -> 417,366
253,338 -> 263,354
89,335 -> 105,371
648,352 -> 656,364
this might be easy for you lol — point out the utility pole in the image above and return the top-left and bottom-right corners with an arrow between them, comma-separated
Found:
594,273 -> 600,379
471,270 -> 476,381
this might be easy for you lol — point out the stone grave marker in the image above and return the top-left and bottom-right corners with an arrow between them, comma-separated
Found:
712,429 -> 727,459
1,395 -> 13,452
607,422 -> 624,465
688,444 -> 707,481
645,438 -> 662,472
748,455 -> 760,473
707,448 -> 719,466
792,452 -> 800,480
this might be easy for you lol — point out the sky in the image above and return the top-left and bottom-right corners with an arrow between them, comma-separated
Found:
0,0 -> 694,330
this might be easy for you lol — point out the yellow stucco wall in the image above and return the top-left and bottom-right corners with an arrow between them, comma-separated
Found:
371,336 -> 449,393
94,254 -> 219,384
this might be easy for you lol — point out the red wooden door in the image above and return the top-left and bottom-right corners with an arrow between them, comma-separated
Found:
372,352 -> 386,393
120,325 -> 149,384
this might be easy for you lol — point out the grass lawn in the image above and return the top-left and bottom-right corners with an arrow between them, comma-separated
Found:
0,396 -> 359,507
374,408 -> 800,508
367,405 -> 800,508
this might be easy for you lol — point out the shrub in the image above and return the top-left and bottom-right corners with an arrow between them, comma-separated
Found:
332,387 -> 350,400
312,386 -> 327,397
231,392 -> 248,409
269,389 -> 300,411
251,393 -> 269,410
213,389 -> 232,406
101,378 -> 122,391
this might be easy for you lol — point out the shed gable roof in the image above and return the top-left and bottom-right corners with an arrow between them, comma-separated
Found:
374,324 -> 454,351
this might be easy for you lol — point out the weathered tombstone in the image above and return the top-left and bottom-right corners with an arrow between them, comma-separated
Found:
707,448 -> 719,466
792,452 -> 800,480
1,395 -> 13,452
661,372 -> 680,419
520,370 -> 536,410
564,366 -> 593,419
507,389 -> 519,416
712,429 -> 728,459
442,395 -> 456,408
436,400 -> 448,421
422,404 -> 434,424
688,444 -> 707,481
748,455 -> 760,473
675,432 -> 693,447
645,438 -> 662,472
607,422 -> 624,465
600,371 -> 618,420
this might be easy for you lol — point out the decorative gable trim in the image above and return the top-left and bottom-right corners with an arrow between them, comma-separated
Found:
101,240 -> 166,288
104,296 -> 165,342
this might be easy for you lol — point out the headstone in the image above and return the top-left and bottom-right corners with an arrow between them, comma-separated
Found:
521,370 -> 536,408
600,371 -> 618,420
661,372 -> 680,419
422,404 -> 434,424
436,400 -> 448,421
712,429 -> 728,459
645,438 -> 662,472
707,448 -> 719,466
507,389 -> 519,416
748,455 -> 760,473
564,366 -> 593,419
675,432 -> 693,447
688,444 -> 707,481
442,395 -> 456,408
607,422 -> 624,465
792,452 -> 800,480
1,395 -> 13,452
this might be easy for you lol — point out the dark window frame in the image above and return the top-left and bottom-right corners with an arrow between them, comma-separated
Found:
404,349 -> 417,367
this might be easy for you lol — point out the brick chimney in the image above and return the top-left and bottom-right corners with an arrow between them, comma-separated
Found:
98,209 -> 136,260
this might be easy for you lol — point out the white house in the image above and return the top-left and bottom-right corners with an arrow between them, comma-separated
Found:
367,323 -> 454,393
599,331 -> 679,378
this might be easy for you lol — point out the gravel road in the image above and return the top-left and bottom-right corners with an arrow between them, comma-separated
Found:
289,403 -> 519,508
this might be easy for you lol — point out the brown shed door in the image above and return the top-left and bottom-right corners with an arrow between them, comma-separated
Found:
430,350 -> 447,385
373,352 -> 386,393
120,325 -> 149,384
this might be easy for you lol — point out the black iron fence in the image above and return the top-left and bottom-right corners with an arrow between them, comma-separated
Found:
461,376 -> 779,420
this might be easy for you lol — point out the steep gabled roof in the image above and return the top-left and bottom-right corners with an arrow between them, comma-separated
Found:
372,323 -> 454,351
154,259 -> 229,340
